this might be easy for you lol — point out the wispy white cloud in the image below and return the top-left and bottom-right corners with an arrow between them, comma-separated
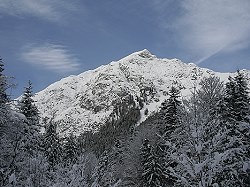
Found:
152,0 -> 250,63
21,43 -> 81,73
0,0 -> 79,22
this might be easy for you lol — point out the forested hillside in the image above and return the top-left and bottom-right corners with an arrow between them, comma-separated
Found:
0,57 -> 250,186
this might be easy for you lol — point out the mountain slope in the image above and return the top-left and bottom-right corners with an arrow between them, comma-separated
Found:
33,49 -> 249,136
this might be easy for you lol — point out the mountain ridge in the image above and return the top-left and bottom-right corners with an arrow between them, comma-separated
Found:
33,49 -> 250,136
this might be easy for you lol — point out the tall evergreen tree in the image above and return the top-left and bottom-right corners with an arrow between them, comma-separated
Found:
225,70 -> 250,122
0,58 -> 10,135
140,139 -> 166,187
20,80 -> 39,124
160,86 -> 181,130
0,58 -> 20,186
0,58 -> 9,106
63,133 -> 79,165
234,70 -> 250,121
43,120 -> 62,169
0,58 -> 9,135
19,80 -> 40,154
222,71 -> 250,186
156,86 -> 182,186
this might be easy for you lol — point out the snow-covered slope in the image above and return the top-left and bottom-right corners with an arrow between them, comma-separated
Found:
33,49 -> 249,136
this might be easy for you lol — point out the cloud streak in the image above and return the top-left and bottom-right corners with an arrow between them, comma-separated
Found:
152,0 -> 250,63
0,0 -> 78,22
21,43 -> 81,73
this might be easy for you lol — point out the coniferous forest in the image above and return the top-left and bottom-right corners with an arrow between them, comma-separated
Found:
1,57 -> 250,187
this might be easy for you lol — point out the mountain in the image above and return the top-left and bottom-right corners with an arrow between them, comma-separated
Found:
33,49 -> 249,136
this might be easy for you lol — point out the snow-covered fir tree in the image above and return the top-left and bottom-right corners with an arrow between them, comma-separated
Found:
157,85 -> 182,186
19,80 -> 39,124
0,59 -> 8,137
19,80 -> 40,155
0,59 -> 17,186
221,71 -> 250,186
225,70 -> 250,122
0,58 -> 9,106
63,133 -> 79,165
42,119 -> 62,169
160,85 -> 182,128
234,70 -> 250,121
0,58 -> 10,136
140,139 -> 166,187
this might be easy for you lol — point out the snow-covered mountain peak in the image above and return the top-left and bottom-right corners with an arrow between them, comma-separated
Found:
33,50 -> 249,136
119,49 -> 156,62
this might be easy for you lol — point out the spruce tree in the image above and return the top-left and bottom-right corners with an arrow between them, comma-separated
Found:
43,120 -> 62,169
234,70 -> 250,122
20,80 -> 39,124
160,86 -> 182,156
0,58 -> 9,132
63,133 -> 78,165
223,71 -> 250,186
140,139 -> 165,187
0,58 -> 9,106
19,80 -> 40,154
160,86 -> 181,131
0,58 -> 9,133
225,70 -> 250,122
157,86 -> 182,186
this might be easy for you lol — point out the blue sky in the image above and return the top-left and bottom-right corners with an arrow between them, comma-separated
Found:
0,0 -> 250,98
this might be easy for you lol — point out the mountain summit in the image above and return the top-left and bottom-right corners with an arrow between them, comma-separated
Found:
33,50 -> 248,136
